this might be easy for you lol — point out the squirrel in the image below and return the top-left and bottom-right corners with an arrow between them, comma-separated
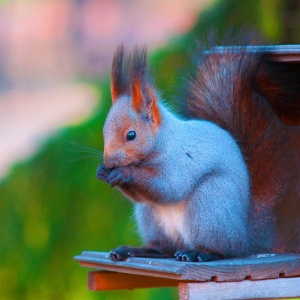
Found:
96,34 -> 300,262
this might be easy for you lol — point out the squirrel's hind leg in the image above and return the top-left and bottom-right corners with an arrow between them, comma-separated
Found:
109,245 -> 172,261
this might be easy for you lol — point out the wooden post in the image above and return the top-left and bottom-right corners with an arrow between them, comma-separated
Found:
178,277 -> 300,300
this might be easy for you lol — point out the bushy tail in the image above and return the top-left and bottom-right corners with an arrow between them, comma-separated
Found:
179,34 -> 300,251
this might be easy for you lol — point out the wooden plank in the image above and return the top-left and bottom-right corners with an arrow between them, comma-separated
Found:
178,277 -> 300,300
208,45 -> 300,62
74,251 -> 300,282
75,252 -> 183,280
88,270 -> 188,290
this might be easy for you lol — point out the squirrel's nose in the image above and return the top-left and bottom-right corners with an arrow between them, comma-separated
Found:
104,155 -> 116,169
104,158 -> 115,169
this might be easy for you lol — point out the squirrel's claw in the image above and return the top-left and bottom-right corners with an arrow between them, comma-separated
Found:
174,250 -> 198,262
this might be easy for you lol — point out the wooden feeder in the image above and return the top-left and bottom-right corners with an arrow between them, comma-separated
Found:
75,45 -> 300,299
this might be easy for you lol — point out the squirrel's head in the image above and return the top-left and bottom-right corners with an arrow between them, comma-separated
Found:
103,46 -> 161,169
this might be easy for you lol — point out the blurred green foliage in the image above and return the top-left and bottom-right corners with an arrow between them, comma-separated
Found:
0,0 -> 293,299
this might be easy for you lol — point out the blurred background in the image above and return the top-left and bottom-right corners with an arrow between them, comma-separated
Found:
0,0 -> 299,299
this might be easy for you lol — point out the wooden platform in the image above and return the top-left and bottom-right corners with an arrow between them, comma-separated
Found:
74,251 -> 300,299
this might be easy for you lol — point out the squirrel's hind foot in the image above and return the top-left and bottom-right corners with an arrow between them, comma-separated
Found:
175,250 -> 223,262
109,246 -> 171,261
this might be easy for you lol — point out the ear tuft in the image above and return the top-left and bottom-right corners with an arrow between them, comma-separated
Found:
111,44 -> 130,103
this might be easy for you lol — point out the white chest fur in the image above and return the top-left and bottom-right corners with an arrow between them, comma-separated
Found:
153,201 -> 187,244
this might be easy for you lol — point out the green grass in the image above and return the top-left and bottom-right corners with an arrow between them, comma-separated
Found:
0,0 -> 285,299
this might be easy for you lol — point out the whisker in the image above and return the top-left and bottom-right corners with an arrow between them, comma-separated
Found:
65,148 -> 102,155
66,140 -> 103,155
66,155 -> 102,163
87,159 -> 101,168
65,140 -> 104,166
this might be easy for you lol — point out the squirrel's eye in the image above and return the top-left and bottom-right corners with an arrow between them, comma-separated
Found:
126,131 -> 136,141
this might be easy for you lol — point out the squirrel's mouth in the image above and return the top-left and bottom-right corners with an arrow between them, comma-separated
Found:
104,147 -> 149,169
103,157 -> 139,170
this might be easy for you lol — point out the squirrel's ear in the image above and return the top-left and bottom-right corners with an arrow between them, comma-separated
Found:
143,85 -> 161,126
111,45 -> 129,103
130,47 -> 161,126
132,80 -> 161,126
132,77 -> 143,112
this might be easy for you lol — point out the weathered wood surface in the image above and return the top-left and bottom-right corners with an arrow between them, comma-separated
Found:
208,45 -> 300,62
179,277 -> 300,300
74,251 -> 300,282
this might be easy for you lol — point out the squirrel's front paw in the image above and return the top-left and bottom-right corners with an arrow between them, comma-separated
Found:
107,167 -> 131,188
96,164 -> 111,182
